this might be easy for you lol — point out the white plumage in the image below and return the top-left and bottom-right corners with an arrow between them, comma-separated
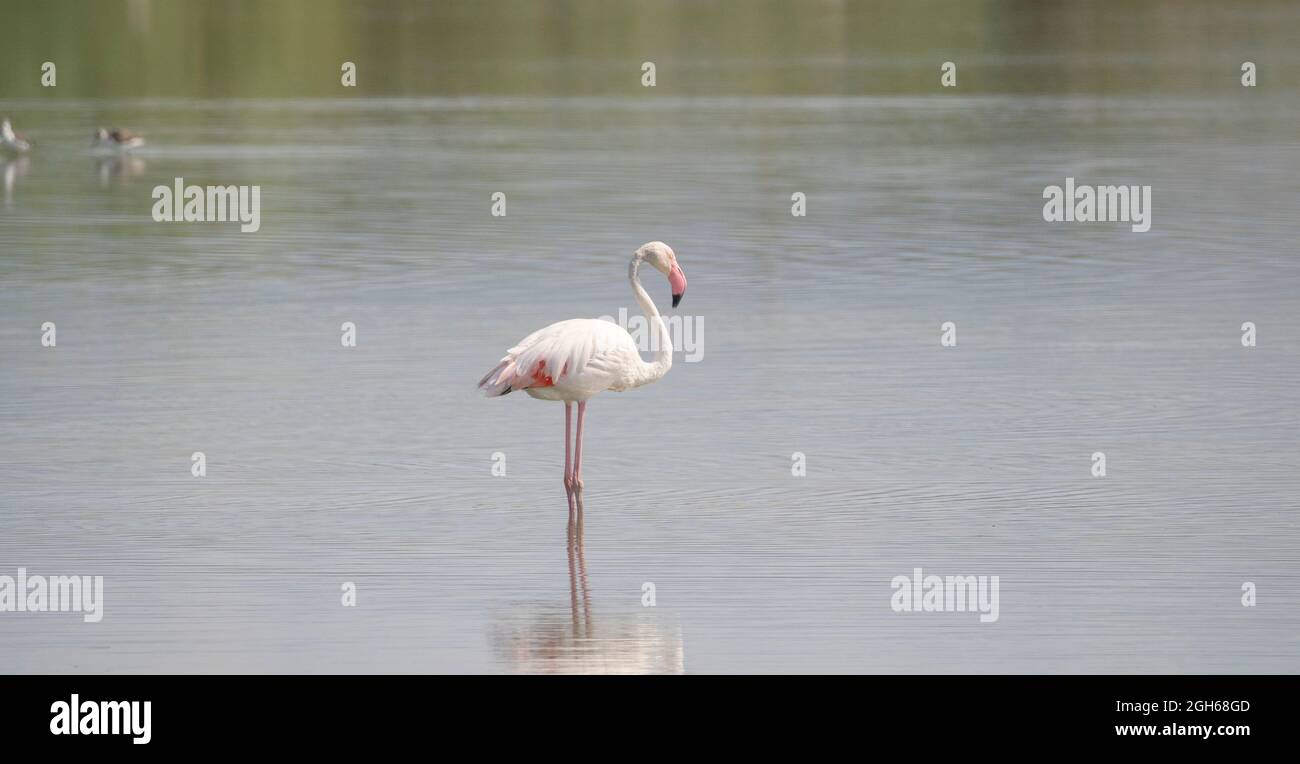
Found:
478,318 -> 655,401
477,241 -> 689,508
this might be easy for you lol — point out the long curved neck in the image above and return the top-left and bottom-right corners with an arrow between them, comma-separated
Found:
629,254 -> 673,381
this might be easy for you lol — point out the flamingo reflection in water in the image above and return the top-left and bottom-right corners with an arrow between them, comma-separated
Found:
491,506 -> 685,675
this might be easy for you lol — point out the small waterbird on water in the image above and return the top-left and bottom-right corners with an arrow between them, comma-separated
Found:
478,241 -> 688,513
93,127 -> 145,152
1,119 -> 31,154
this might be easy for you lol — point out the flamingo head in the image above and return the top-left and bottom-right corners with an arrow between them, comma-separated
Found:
638,241 -> 687,308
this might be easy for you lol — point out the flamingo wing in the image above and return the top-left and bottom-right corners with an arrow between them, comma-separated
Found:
478,318 -> 636,397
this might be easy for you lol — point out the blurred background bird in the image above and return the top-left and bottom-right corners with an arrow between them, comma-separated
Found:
93,127 -> 145,152
1,118 -> 31,154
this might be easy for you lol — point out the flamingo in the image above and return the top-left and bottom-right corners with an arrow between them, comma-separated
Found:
478,241 -> 687,511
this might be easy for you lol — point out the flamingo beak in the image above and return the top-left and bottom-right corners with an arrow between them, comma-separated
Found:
669,264 -> 687,308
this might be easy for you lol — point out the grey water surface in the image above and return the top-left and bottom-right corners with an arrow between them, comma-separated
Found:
1,1 -> 1299,673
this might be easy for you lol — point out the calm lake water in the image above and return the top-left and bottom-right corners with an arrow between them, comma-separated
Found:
2,1 -> 1299,673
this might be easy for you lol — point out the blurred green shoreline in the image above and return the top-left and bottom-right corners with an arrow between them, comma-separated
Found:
3,0 -> 1298,98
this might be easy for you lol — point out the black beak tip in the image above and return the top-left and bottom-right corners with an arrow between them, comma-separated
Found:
672,293 -> 683,308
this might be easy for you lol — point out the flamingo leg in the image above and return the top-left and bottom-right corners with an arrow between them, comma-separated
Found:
573,401 -> 587,494
564,401 -> 575,513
